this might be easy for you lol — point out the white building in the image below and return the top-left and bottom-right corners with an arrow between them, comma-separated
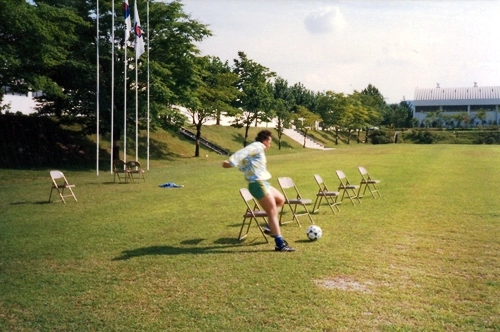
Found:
412,84 -> 500,126
1,87 -> 41,115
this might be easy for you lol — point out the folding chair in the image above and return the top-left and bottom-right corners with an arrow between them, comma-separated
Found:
336,170 -> 361,206
238,188 -> 269,243
358,166 -> 381,199
126,160 -> 145,182
49,170 -> 77,204
312,174 -> 341,215
277,177 -> 314,227
113,159 -> 129,183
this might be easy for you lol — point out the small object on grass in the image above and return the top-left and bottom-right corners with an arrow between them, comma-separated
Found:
158,182 -> 184,188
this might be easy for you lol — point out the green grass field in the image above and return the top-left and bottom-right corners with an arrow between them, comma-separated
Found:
1,143 -> 499,331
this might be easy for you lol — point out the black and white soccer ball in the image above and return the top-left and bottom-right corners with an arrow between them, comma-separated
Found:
306,225 -> 322,241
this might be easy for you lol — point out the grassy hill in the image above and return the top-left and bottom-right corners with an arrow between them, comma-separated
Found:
0,114 -> 312,170
3,113 -> 500,170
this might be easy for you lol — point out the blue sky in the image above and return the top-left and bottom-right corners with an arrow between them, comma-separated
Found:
177,0 -> 500,104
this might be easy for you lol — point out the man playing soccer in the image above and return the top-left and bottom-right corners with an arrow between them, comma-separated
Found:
222,129 -> 295,252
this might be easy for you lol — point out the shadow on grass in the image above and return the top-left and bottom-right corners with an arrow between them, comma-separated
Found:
112,237 -> 270,260
11,200 -> 53,205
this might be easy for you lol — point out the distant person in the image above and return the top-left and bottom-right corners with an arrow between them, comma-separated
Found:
222,129 -> 295,252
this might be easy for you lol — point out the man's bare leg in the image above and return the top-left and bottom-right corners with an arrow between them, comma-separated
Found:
258,187 -> 295,251
258,186 -> 284,235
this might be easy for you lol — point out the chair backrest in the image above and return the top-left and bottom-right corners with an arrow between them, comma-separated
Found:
278,177 -> 295,190
114,160 -> 125,171
50,170 -> 64,181
278,176 -> 305,201
358,166 -> 368,177
50,170 -> 70,188
240,188 -> 254,202
336,170 -> 347,181
314,174 -> 324,187
126,160 -> 141,169
336,169 -> 353,186
240,188 -> 266,215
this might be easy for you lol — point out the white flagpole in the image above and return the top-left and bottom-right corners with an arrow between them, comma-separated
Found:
134,0 -> 144,162
147,0 -> 150,170
111,0 -> 115,174
135,51 -> 138,162
124,46 -> 127,164
124,0 -> 131,164
96,0 -> 100,176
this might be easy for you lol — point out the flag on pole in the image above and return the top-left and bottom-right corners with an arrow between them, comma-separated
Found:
123,0 -> 131,40
134,0 -> 145,58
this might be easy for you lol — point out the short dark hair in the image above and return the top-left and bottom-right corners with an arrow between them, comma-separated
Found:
255,129 -> 272,143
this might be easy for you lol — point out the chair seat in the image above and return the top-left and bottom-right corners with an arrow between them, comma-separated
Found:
288,198 -> 312,205
365,180 -> 380,184
244,211 -> 267,218
316,191 -> 339,197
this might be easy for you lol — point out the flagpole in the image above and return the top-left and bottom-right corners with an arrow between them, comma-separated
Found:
96,0 -> 100,176
124,0 -> 131,165
147,0 -> 150,170
133,0 -> 144,162
111,0 -> 115,174
135,51 -> 138,162
124,46 -> 127,164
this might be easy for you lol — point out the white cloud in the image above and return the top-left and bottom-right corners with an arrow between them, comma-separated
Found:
178,0 -> 500,104
304,6 -> 346,34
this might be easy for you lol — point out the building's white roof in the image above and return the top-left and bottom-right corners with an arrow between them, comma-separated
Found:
414,86 -> 500,101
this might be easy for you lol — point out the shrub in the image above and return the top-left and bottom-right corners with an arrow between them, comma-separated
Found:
369,129 -> 392,144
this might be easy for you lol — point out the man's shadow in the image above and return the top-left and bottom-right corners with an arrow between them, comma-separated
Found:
112,237 -> 269,261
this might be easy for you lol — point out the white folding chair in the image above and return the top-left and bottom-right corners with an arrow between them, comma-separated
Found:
126,160 -> 145,182
277,177 -> 314,227
336,170 -> 361,206
113,159 -> 129,183
358,166 -> 381,199
312,174 -> 341,214
49,170 -> 77,204
238,188 -> 269,243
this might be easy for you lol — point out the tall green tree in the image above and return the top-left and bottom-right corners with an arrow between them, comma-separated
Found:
341,93 -> 375,144
293,106 -> 321,148
0,0 -> 88,102
316,91 -> 348,145
289,82 -> 317,112
185,56 -> 240,157
271,77 -> 294,149
232,51 -> 275,146
383,100 -> 413,128
2,0 -> 212,160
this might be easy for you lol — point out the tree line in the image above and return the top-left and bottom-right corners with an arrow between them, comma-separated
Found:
0,0 -> 413,157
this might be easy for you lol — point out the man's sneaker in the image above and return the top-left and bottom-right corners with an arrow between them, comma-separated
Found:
263,227 -> 277,238
275,240 -> 296,252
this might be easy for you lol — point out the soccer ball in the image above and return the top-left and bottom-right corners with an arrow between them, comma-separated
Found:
306,225 -> 322,241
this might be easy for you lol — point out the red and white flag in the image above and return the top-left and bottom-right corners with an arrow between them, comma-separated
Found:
123,0 -> 131,40
134,0 -> 145,58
